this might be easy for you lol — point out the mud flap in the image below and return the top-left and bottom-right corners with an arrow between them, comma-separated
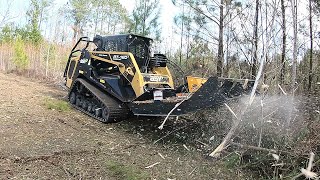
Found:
128,77 -> 226,116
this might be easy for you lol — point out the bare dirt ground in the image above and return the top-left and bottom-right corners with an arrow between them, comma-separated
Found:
0,72 -> 246,179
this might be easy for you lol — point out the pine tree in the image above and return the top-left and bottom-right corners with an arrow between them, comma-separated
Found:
26,0 -> 49,43
128,0 -> 161,40
67,0 -> 92,40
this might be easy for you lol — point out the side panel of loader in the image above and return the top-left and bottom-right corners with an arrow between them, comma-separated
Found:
66,56 -> 81,88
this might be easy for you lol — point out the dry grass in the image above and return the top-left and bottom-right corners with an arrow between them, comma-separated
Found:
0,42 -> 70,81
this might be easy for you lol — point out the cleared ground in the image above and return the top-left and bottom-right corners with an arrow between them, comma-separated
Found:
0,72 -> 245,179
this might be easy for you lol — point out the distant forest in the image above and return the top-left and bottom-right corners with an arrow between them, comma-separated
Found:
0,0 -> 319,94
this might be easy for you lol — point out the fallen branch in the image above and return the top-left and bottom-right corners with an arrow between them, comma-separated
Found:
158,94 -> 192,130
145,162 -> 160,169
183,144 -> 190,151
158,152 -> 165,159
188,167 -> 197,176
293,152 -> 318,179
209,120 -> 241,157
209,102 -> 242,157
224,103 -> 239,121
277,84 -> 287,95
195,139 -> 209,147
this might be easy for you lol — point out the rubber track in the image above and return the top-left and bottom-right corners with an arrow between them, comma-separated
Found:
68,78 -> 129,122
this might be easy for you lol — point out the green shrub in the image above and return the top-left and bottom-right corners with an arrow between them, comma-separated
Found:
0,24 -> 15,43
13,36 -> 29,70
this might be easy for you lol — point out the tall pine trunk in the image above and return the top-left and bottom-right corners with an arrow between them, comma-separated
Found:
280,0 -> 286,85
291,0 -> 298,93
179,5 -> 184,66
308,0 -> 313,92
252,0 -> 259,79
217,0 -> 224,77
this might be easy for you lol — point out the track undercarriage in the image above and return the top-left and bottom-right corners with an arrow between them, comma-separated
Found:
68,78 -> 129,123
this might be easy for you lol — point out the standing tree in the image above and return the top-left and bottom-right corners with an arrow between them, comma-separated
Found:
173,3 -> 192,66
172,0 -> 242,77
128,0 -> 161,40
291,0 -> 298,93
26,0 -> 50,43
176,4 -> 185,66
37,0 -> 49,30
217,0 -> 224,77
308,0 -> 313,92
280,0 -> 286,85
91,0 -> 129,35
251,0 -> 259,79
67,0 -> 92,41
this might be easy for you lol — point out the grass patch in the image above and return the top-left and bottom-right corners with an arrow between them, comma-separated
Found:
44,98 -> 70,112
223,152 -> 241,168
106,161 -> 149,180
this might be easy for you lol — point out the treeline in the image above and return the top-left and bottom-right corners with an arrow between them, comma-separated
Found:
65,0 -> 160,41
0,0 -> 161,42
0,0 -> 319,94
0,0 -> 161,79
169,0 -> 320,94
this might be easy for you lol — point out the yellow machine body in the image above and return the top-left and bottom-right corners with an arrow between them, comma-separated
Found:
186,76 -> 208,93
66,51 -> 174,98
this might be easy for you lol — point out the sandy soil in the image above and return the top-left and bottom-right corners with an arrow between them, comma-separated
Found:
0,72 -> 245,179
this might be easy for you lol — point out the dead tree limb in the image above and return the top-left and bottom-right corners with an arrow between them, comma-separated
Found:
209,45 -> 266,157
209,119 -> 241,157
293,152 -> 318,179
158,93 -> 192,130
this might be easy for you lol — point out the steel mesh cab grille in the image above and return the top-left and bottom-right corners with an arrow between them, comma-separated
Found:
150,54 -> 167,67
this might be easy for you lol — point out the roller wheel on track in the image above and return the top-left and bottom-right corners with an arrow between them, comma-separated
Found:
69,92 -> 76,104
82,101 -> 88,110
101,106 -> 111,123
75,95 -> 82,107
87,103 -> 93,113
95,108 -> 102,117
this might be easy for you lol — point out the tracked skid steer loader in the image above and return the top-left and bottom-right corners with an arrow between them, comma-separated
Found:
64,34 -> 254,123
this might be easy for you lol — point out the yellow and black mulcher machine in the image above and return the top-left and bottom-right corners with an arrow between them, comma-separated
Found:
64,34 -> 253,123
